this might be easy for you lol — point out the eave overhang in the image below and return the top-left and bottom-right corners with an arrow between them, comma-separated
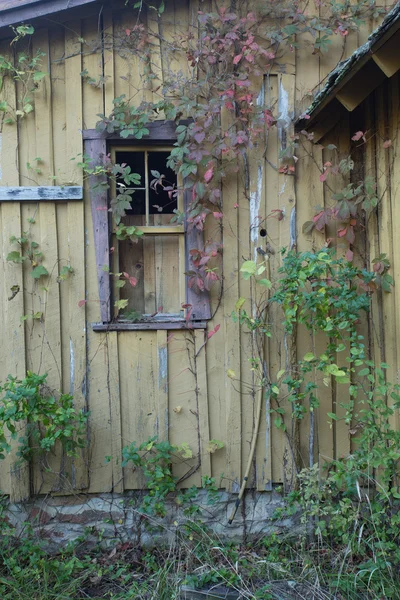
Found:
296,1 -> 400,139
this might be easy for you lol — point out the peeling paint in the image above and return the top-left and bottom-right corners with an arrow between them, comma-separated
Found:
278,77 -> 290,148
250,164 -> 264,262
158,346 -> 168,391
290,206 -> 296,249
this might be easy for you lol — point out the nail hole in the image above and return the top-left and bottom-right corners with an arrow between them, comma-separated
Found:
260,228 -> 267,237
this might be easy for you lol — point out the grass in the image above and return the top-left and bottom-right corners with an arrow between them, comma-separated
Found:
1,517 -> 400,600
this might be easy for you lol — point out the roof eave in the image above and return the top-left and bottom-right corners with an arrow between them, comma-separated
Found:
297,1 -> 400,133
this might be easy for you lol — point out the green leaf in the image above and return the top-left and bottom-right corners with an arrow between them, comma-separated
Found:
115,299 -> 129,311
303,352 -> 315,362
31,265 -> 49,279
259,278 -> 272,289
6,251 -> 24,263
235,297 -> 246,311
358,368 -> 370,377
206,439 -> 224,454
33,71 -> 47,82
240,260 -> 257,279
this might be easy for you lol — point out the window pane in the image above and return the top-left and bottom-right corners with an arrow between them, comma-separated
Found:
118,234 -> 183,318
148,151 -> 177,215
115,151 -> 145,215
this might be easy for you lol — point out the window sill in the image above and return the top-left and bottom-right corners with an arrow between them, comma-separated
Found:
92,321 -> 207,331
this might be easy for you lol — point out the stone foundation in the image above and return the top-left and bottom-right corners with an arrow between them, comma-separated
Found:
3,490 -> 290,550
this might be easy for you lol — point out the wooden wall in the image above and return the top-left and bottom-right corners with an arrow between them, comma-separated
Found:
0,0 -> 395,500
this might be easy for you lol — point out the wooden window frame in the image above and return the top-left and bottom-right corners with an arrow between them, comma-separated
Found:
83,123 -> 211,331
110,145 -> 186,322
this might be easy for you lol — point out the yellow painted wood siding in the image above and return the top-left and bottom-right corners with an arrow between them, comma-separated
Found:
0,2 -> 396,500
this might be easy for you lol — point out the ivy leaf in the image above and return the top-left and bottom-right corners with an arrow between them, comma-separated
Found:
31,265 -> 49,279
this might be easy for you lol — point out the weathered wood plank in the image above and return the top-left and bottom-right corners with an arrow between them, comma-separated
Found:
119,331 -> 159,489
92,321 -> 207,331
156,330 -> 169,442
0,0 -> 98,29
184,189 -> 211,320
84,138 -> 111,323
65,22 -> 88,491
82,121 -> 191,141
0,37 -> 29,501
0,186 -> 82,201
195,330 -> 212,479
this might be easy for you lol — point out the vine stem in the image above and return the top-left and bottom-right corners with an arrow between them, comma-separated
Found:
228,382 -> 266,524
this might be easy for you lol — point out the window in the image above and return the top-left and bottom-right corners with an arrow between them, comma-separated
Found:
83,123 -> 211,331
111,147 -> 186,322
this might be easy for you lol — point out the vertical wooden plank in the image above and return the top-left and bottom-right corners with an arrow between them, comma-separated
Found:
0,202 -> 10,495
194,330 -> 211,479
108,332 -> 124,492
156,330 -> 169,442
262,75 -> 285,485
221,110 -> 241,492
168,331 -> 201,487
103,6 -> 115,116
85,181 -> 117,493
65,22 -> 88,490
33,30 -> 62,392
86,138 -> 111,322
251,76 -> 272,491
119,331 -> 159,489
375,83 -> 397,429
1,40 -> 29,501
295,17 -> 335,469
82,17 -> 103,130
389,73 -> 400,431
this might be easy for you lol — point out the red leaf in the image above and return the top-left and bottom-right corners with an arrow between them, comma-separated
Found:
337,227 -> 347,238
319,171 -> 329,182
345,248 -> 354,262
207,323 -> 221,339
204,165 -> 214,184
351,130 -> 365,142
78,299 -> 87,308
233,54 -> 243,64
129,277 -> 138,287
213,212 -> 223,220
383,139 -> 392,149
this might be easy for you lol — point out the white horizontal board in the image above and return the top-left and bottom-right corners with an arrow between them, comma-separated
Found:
0,186 -> 83,201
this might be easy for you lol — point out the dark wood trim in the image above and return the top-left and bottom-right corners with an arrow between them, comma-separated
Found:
184,189 -> 212,320
0,0 -> 99,29
92,321 -> 207,331
82,121 -> 191,142
0,186 -> 82,201
83,122 -> 211,325
84,138 -> 111,323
